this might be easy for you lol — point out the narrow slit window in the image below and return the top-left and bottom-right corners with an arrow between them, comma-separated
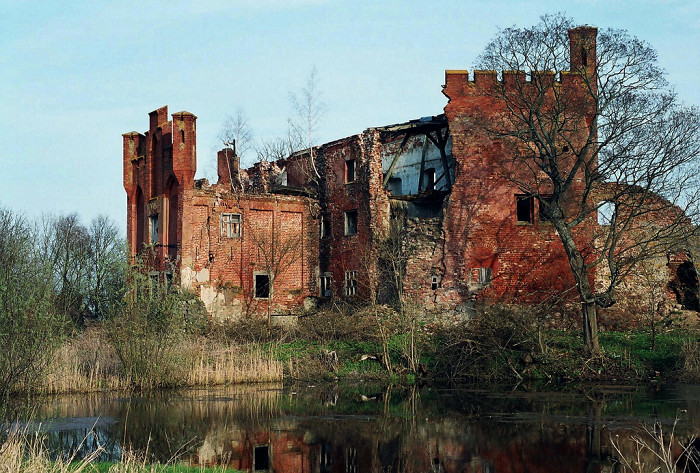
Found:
320,274 -> 332,297
149,214 -> 159,244
321,217 -> 331,238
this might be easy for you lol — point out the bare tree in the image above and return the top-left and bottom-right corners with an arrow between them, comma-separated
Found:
255,132 -> 298,164
86,215 -> 126,321
218,108 -> 254,165
248,219 -> 303,325
475,14 -> 700,354
288,67 -> 327,185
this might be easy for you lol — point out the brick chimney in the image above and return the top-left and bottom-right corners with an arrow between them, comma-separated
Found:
217,148 -> 240,189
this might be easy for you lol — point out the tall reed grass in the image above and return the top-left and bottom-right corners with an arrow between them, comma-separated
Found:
36,328 -> 283,395
0,429 -> 237,472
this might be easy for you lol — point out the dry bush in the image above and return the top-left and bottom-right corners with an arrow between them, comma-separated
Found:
610,418 -> 699,473
432,304 -> 542,382
208,316 -> 286,344
297,302 -> 378,341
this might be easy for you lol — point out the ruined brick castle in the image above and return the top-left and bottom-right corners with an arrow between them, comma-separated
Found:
123,26 -> 697,324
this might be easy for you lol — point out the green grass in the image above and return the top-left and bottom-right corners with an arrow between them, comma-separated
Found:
266,327 -> 698,385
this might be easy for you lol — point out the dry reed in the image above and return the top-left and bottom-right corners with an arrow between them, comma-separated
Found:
183,341 -> 283,386
0,430 -> 234,472
0,429 -> 102,473
38,329 -> 283,394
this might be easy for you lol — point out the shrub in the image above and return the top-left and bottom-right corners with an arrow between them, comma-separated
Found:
106,263 -> 190,389
431,304 -> 541,382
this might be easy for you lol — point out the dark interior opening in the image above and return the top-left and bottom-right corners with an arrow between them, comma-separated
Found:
255,274 -> 270,299
254,445 -> 270,470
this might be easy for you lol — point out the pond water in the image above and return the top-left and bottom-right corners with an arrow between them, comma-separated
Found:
11,382 -> 700,472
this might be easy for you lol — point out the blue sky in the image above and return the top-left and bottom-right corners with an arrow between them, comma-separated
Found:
1,0 -> 698,233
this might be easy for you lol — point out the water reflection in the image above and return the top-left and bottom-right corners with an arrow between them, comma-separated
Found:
16,383 -> 700,472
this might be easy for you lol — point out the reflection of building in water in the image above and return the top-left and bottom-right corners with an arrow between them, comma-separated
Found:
190,416 -> 601,473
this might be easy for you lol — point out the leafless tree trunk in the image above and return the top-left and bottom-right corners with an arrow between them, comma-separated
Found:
476,14 -> 700,354
288,67 -> 327,186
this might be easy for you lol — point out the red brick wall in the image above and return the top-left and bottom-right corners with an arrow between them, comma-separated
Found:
441,71 -> 596,306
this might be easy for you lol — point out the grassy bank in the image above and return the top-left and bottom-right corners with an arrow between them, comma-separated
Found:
7,303 -> 700,399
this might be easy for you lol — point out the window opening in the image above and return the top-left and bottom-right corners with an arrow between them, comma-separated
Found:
254,274 -> 270,299
345,447 -> 358,473
516,195 -> 534,223
321,217 -> 331,238
345,159 -> 356,183
320,275 -> 332,297
221,213 -> 241,238
149,214 -> 159,244
320,443 -> 333,472
344,210 -> 358,236
344,271 -> 357,297
478,267 -> 492,285
254,445 -> 270,471
598,201 -> 616,226
423,168 -> 436,191
387,177 -> 402,195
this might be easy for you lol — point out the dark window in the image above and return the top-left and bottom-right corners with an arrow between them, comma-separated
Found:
320,275 -> 332,297
478,267 -> 492,285
387,177 -> 402,195
254,274 -> 270,299
149,215 -> 159,244
321,217 -> 331,238
344,271 -> 357,297
254,445 -> 270,471
344,210 -> 358,236
321,443 -> 333,473
423,168 -> 436,191
516,195 -> 534,223
539,196 -> 554,223
345,159 -> 356,183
